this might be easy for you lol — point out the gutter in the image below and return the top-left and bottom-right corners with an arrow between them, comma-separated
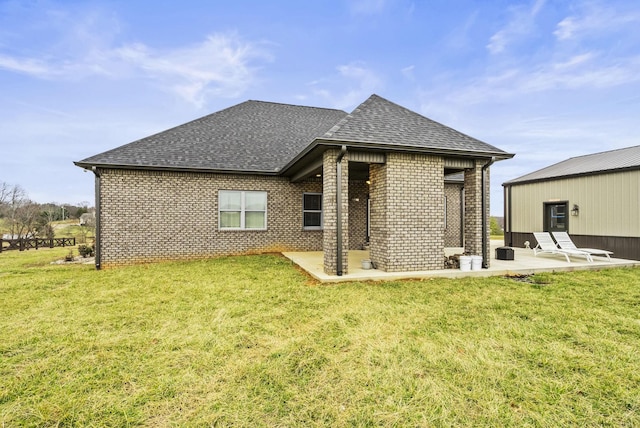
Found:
336,145 -> 347,276
73,162 -> 281,176
481,157 -> 496,268
92,167 -> 102,270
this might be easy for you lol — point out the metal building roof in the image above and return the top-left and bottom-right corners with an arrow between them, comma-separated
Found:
504,145 -> 640,185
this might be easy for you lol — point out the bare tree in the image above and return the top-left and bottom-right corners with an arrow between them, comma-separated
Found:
0,182 -> 38,238
0,181 -> 18,211
10,201 -> 41,238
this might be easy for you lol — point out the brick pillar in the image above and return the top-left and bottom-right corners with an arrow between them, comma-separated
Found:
464,161 -> 484,259
323,149 -> 349,275
370,153 -> 444,272
369,163 -> 388,271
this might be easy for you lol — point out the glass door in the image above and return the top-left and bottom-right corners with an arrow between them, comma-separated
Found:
544,202 -> 568,232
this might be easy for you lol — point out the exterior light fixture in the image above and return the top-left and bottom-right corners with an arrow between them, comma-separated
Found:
571,204 -> 579,216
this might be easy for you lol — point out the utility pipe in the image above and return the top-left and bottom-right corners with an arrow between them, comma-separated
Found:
336,145 -> 347,276
481,157 -> 496,268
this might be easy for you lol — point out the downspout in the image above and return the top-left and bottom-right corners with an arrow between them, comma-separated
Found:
481,157 -> 496,268
504,184 -> 512,247
92,166 -> 102,270
336,145 -> 347,276
507,185 -> 513,246
459,186 -> 465,247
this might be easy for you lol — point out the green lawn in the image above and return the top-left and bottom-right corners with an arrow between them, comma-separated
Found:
1,248 -> 639,427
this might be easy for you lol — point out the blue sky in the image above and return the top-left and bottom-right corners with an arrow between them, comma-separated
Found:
1,0 -> 639,214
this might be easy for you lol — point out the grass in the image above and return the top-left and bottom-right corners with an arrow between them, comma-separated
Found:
1,248 -> 640,426
52,219 -> 94,243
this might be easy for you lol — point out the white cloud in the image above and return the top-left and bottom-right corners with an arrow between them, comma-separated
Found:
486,0 -> 547,54
554,2 -> 640,41
311,62 -> 383,110
427,51 -> 640,109
0,6 -> 272,107
0,55 -> 52,77
401,65 -> 415,80
113,35 -> 272,107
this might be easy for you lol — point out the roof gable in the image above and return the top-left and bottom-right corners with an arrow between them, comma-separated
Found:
505,145 -> 640,185
323,94 -> 506,156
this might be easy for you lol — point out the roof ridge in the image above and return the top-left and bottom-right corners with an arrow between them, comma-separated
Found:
246,99 -> 346,113
565,144 -> 640,161
323,94 -> 402,138
322,94 -> 380,137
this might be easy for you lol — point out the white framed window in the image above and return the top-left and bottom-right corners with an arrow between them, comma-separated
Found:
303,193 -> 323,229
219,190 -> 267,230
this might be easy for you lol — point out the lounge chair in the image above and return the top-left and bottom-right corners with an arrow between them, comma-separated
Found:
532,232 -> 593,262
552,231 -> 613,261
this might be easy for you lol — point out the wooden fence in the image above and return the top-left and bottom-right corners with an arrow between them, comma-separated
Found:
0,237 -> 76,253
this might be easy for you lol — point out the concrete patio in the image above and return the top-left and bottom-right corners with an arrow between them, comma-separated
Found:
283,240 -> 639,283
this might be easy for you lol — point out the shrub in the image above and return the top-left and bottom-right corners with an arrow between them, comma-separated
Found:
78,244 -> 95,258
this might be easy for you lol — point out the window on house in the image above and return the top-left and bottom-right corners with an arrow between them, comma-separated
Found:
303,193 -> 322,229
219,190 -> 267,230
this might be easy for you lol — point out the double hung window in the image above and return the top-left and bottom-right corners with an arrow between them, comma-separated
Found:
219,190 -> 267,230
303,193 -> 323,229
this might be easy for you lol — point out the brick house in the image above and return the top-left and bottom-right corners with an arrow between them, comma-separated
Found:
75,94 -> 513,274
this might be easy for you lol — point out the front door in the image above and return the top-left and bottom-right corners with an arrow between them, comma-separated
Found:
544,202 -> 568,232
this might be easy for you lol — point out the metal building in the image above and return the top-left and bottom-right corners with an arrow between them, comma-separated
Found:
503,145 -> 640,261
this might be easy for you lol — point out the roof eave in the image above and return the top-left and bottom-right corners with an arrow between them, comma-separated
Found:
73,161 -> 281,176
279,138 -> 514,176
503,165 -> 640,187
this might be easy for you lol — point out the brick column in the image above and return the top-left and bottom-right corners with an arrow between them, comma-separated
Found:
370,153 -> 444,272
369,163 -> 389,271
323,149 -> 349,275
464,161 -> 484,258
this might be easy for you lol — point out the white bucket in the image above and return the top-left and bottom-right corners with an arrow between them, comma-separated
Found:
361,259 -> 372,270
471,256 -> 483,271
460,256 -> 472,271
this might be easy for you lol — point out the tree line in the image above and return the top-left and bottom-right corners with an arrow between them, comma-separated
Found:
0,181 -> 93,239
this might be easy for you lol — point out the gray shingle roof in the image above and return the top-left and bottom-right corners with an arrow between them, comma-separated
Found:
505,145 -> 640,185
76,94 -> 512,174
323,95 -> 508,156
76,101 -> 348,173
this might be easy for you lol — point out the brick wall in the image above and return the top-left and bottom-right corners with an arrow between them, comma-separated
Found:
348,180 -> 369,250
370,153 -> 444,272
98,169 -> 323,267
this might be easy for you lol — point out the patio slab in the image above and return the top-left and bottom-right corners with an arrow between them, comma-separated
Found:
283,241 -> 640,283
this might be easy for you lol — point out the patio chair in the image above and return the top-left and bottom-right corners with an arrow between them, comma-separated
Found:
552,231 -> 613,261
532,232 -> 593,263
